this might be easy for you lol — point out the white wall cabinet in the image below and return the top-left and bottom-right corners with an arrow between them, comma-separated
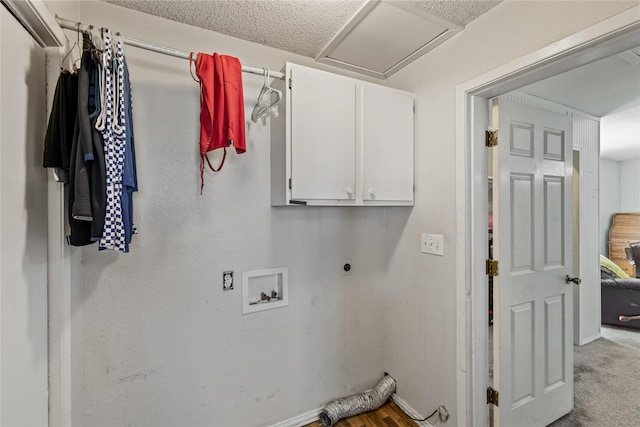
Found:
290,65 -> 357,201
271,63 -> 414,206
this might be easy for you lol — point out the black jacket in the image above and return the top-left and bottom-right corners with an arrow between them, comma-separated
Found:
42,71 -> 77,177
68,37 -> 107,246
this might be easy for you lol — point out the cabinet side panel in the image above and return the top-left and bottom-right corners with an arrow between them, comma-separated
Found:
270,74 -> 288,206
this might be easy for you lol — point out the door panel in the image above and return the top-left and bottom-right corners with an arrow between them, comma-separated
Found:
290,66 -> 356,201
492,96 -> 573,427
511,301 -> 534,407
544,294 -> 565,390
544,177 -> 564,267
510,174 -> 533,272
361,85 -> 414,202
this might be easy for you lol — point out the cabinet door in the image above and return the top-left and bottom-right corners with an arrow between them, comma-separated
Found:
362,86 -> 414,202
290,66 -> 356,201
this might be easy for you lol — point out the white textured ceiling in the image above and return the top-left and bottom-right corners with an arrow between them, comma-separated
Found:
102,0 -> 500,58
102,0 -> 636,160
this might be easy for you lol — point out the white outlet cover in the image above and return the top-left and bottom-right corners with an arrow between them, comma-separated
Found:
421,233 -> 444,256
222,271 -> 234,291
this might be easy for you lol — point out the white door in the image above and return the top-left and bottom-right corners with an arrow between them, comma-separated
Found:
361,85 -> 414,203
290,65 -> 356,201
491,96 -> 574,427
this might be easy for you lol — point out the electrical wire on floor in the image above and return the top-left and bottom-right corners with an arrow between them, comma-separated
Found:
384,373 -> 446,423
408,408 -> 438,422
407,409 -> 438,422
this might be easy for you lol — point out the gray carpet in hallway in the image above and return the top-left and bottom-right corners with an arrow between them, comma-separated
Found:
549,326 -> 640,427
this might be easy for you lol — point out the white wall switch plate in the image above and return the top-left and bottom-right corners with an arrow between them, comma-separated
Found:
421,233 -> 444,256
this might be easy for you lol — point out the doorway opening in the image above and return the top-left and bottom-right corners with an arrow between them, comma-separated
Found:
456,7 -> 640,426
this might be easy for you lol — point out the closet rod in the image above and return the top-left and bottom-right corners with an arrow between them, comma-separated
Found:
55,15 -> 285,80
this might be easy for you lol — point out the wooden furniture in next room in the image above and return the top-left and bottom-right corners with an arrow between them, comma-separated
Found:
609,213 -> 640,277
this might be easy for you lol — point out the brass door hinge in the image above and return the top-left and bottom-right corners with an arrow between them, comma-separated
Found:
487,387 -> 499,406
486,259 -> 499,277
485,130 -> 498,147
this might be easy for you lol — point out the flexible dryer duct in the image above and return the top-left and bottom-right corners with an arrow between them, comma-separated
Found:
319,375 -> 396,426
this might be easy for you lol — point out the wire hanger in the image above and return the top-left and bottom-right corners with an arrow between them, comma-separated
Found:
95,28 -> 113,132
60,22 -> 81,73
251,68 -> 282,125
89,25 -> 103,55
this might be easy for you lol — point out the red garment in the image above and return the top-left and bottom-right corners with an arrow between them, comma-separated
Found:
220,55 -> 246,154
191,52 -> 246,192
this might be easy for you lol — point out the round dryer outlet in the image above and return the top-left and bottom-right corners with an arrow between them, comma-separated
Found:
342,259 -> 352,276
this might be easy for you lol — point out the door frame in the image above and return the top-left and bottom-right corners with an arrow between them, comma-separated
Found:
454,6 -> 640,426
1,1 -> 74,426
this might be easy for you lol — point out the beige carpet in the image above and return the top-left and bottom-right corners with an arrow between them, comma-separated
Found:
549,326 -> 640,427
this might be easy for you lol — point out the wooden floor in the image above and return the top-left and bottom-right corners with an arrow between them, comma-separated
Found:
304,400 -> 417,427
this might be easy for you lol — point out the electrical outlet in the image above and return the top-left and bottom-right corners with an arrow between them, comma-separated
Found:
342,259 -> 352,276
421,233 -> 444,256
222,271 -> 234,291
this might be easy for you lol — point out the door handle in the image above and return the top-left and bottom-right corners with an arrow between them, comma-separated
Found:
566,275 -> 581,285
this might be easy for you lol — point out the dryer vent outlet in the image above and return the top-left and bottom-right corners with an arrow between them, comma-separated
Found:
438,405 -> 449,422
319,375 -> 395,426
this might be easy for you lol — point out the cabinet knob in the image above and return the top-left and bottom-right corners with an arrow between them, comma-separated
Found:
368,189 -> 375,199
346,187 -> 354,199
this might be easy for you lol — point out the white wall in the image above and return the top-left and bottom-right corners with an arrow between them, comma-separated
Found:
40,5 -> 84,425
45,2 -> 390,426
41,1 -> 639,426
384,1 -> 637,423
620,159 -> 640,213
600,159 -> 640,255
0,7 -> 48,425
573,116 -> 601,345
601,159 -> 621,254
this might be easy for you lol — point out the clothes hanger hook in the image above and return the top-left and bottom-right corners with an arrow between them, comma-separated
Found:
59,22 -> 81,72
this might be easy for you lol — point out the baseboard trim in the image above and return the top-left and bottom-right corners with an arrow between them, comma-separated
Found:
266,394 -> 430,427
392,394 -> 434,427
266,407 -> 321,427
579,332 -> 601,346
